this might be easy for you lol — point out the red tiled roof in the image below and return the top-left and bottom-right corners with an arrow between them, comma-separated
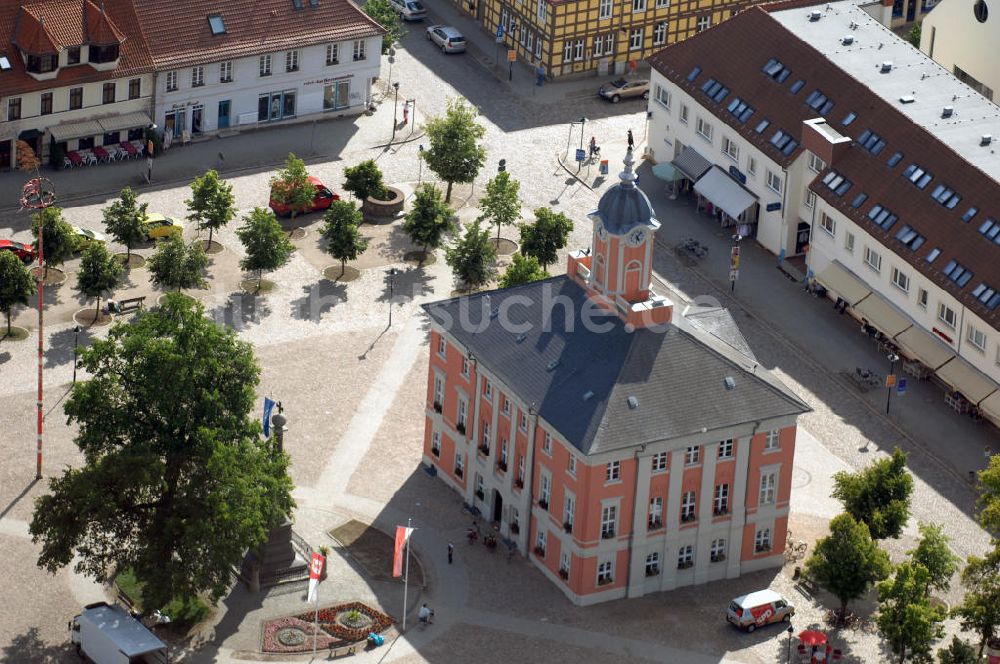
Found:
132,0 -> 386,69
647,5 -> 1000,326
13,11 -> 60,55
85,0 -> 126,45
0,0 -> 152,97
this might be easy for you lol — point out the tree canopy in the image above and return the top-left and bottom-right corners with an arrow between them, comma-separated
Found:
422,98 -> 487,202
908,523 -> 959,594
976,454 -> 1000,533
269,153 -> 316,219
29,293 -> 295,610
478,171 -> 521,242
0,250 -> 35,335
321,201 -> 369,276
343,159 -> 388,201
519,207 -> 573,271
499,253 -> 548,289
102,187 -> 148,264
76,243 -> 123,321
361,0 -> 403,53
186,169 -> 237,248
446,221 -> 496,292
402,184 -> 455,259
31,206 -> 75,277
236,207 -> 295,288
832,446 -> 914,539
953,545 -> 1000,656
937,637 -> 980,664
804,512 -> 891,615
147,235 -> 208,292
875,562 -> 946,663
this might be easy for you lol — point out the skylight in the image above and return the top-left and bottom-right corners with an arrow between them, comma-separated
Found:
850,192 -> 868,208
805,89 -> 835,115
978,218 -> 1000,242
207,14 -> 226,35
754,119 -> 770,134
925,247 -> 941,263
962,207 -> 978,222
894,225 -> 926,251
822,170 -> 852,196
700,78 -> 729,103
942,260 -> 973,287
789,79 -> 805,94
687,66 -> 701,82
902,163 -> 933,189
857,129 -> 886,155
725,98 -> 755,123
769,129 -> 801,156
867,204 -> 898,230
0,56 -> 10,71
841,111 -> 857,126
930,183 -> 961,209
762,58 -> 791,82
972,282 -> 1000,310
887,151 -> 903,167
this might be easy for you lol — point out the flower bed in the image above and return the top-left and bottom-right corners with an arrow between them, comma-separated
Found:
261,601 -> 394,653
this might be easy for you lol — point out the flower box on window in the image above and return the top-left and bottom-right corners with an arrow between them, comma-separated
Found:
478,444 -> 490,456
558,568 -> 569,579
645,568 -> 660,577
431,447 -> 440,457
454,467 -> 463,478
597,576 -> 614,586
514,478 -> 524,489
534,546 -> 546,556
755,544 -> 771,553
681,513 -> 697,523
647,518 -> 663,530
497,460 -> 508,472
677,561 -> 693,570
510,523 -> 520,534
475,489 -> 485,500
563,521 -> 573,534
601,529 -> 615,539
433,401 -> 442,413
713,507 -> 729,516
538,499 -> 549,510
711,554 -> 726,563
456,422 -> 466,435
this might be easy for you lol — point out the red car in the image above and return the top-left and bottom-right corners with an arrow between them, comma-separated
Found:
0,239 -> 37,264
268,175 -> 339,217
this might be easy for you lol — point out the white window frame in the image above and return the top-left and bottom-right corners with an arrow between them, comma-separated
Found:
677,544 -> 694,567
601,504 -> 617,537
710,538 -> 726,561
597,560 -> 614,584
519,412 -> 527,432
722,136 -> 739,162
681,491 -> 696,520
542,431 -> 552,454
259,54 -> 272,77
968,324 -> 987,352
679,104 -> 689,124
632,0 -> 646,11
483,380 -> 492,399
747,156 -> 757,176
766,170 -> 782,194
563,40 -> 573,62
560,551 -> 571,574
326,43 -> 339,66
808,153 -> 826,173
684,445 -> 700,465
917,288 -> 928,309
651,451 -> 668,472
437,337 -> 446,357
606,460 -> 621,482
653,21 -> 667,45
864,246 -> 882,273
165,70 -> 178,91
564,495 -> 575,527
353,40 -> 366,61
696,14 -> 711,31
540,473 -> 551,505
805,189 -> 816,210
718,439 -> 733,459
655,0 -> 669,7
537,0 -> 546,21
714,483 -> 729,514
573,39 -> 584,61
754,526 -> 772,552
628,28 -> 643,51
654,84 -> 671,110
695,117 -> 713,142
502,397 -> 511,416
219,61 -> 233,83
433,375 -> 444,406
455,450 -> 464,475
567,454 -> 577,476
518,454 -> 525,484
645,552 -> 660,575
938,302 -> 957,329
500,438 -> 509,465
188,65 -> 203,86
759,472 -> 777,505
820,212 -> 835,237
891,266 -> 910,293
285,50 -> 299,72
845,231 -> 855,254
536,529 -> 547,553
431,431 -> 441,455
764,430 -> 780,450
599,0 -> 613,19
649,496 -> 663,527
457,398 -> 468,429
481,422 -> 491,449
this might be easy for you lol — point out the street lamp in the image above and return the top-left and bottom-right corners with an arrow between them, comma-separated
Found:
145,123 -> 157,183
886,351 -> 899,415
391,82 -> 401,142
418,144 -> 424,184
730,234 -> 743,293
72,325 -> 81,384
387,267 -> 399,327
785,625 -> 794,663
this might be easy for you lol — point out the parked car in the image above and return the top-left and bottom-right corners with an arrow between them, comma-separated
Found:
142,213 -> 185,241
70,602 -> 168,664
389,0 -> 427,20
727,589 -> 794,632
426,25 -> 467,53
268,175 -> 339,217
0,239 -> 37,264
70,225 -> 107,253
598,78 -> 650,103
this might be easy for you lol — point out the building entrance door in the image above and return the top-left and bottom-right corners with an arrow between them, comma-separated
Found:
795,221 -> 811,254
218,100 -> 231,129
492,489 -> 503,524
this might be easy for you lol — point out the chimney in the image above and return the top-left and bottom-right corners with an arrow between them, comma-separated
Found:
801,117 -> 852,166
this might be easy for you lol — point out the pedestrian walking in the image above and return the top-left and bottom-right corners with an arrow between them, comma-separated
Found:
627,129 -> 634,150
447,542 -> 454,564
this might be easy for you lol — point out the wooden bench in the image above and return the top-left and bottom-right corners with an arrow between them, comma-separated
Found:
109,297 -> 146,315
328,644 -> 360,658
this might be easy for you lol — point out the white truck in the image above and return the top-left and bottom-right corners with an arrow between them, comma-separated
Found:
69,602 -> 168,664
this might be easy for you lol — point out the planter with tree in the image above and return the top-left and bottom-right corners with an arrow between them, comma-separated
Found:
344,160 -> 404,221
478,171 -> 521,253
321,201 -> 369,282
0,250 -> 35,340
186,169 -> 236,254
401,184 -> 454,265
31,206 -> 74,284
147,235 -> 209,297
499,253 -> 547,289
75,243 -> 123,325
103,187 -> 149,269
236,207 -> 295,294
269,153 -> 317,223
445,221 -> 496,293
422,99 -> 487,202
519,208 -> 573,272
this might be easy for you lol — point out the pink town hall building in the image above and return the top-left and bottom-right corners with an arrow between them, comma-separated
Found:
421,150 -> 810,605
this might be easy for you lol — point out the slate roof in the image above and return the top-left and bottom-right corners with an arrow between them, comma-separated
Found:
647,2 -> 1000,327
0,0 -> 151,96
592,148 -> 659,235
423,276 -> 808,456
132,0 -> 386,70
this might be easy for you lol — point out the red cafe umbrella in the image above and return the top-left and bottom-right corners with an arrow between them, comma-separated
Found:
799,629 -> 828,646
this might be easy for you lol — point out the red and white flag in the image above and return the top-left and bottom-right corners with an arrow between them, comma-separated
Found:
392,525 -> 414,578
307,551 -> 325,603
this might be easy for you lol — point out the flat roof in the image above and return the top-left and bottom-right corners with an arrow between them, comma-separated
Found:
83,604 -> 166,657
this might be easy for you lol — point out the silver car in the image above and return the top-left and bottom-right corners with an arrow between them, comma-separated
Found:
389,0 -> 426,21
426,25 -> 467,53
599,78 -> 651,103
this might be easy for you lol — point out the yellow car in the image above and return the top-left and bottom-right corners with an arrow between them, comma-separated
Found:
142,213 -> 184,241
70,225 -> 107,253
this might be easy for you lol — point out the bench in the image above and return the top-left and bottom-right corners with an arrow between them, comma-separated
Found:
328,644 -> 359,658
109,297 -> 146,315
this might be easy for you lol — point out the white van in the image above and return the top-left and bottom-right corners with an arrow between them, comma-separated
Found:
727,589 -> 794,632
389,0 -> 427,21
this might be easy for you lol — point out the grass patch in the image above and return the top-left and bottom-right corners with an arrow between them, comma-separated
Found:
114,568 -> 211,631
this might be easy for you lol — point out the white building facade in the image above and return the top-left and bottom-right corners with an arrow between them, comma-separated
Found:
920,0 -> 999,101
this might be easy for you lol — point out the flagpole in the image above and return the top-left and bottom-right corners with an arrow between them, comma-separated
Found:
402,517 -> 412,631
313,584 -> 319,657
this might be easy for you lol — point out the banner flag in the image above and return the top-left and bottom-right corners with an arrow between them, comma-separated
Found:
393,526 -> 413,578
263,397 -> 276,438
307,551 -> 325,603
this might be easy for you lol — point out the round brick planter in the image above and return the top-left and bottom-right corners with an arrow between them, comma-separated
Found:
361,186 -> 405,222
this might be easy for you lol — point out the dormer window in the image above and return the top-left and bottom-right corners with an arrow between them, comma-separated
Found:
25,53 -> 58,74
208,14 -> 226,35
67,46 -> 81,65
89,43 -> 120,64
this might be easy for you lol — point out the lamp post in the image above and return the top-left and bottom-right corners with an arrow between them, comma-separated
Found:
418,144 -> 424,184
387,267 -> 398,327
391,82 -> 401,142
730,234 -> 743,292
785,625 -> 794,663
145,123 -> 157,183
567,117 -> 587,171
886,351 -> 899,415
72,325 -> 80,384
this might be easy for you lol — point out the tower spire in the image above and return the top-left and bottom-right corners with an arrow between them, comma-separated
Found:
618,147 -> 638,190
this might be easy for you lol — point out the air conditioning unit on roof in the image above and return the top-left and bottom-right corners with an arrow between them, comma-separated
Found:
842,35 -> 854,45
808,10 -> 822,20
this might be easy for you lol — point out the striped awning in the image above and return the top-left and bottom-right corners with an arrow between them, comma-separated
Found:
49,120 -> 104,142
814,261 -> 870,306
671,146 -> 712,181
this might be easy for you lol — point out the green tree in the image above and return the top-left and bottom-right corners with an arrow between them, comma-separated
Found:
908,523 -> 959,594
402,184 -> 455,260
28,293 -> 294,611
236,207 -> 295,290
147,235 -> 208,292
186,169 -> 236,248
446,221 -> 496,292
0,250 -> 35,336
478,171 -> 521,243
422,98 -> 487,202
953,546 -> 1000,656
102,187 -> 148,265
832,446 -> 914,540
976,453 -> 1000,533
499,253 -> 548,289
76,243 -> 123,322
31,206 -> 75,277
519,207 -> 573,271
361,0 -> 403,53
937,637 -> 979,664
321,201 -> 369,277
804,512 -> 891,616
269,153 -> 316,220
908,22 -> 922,48
876,562 -> 946,663
343,159 -> 388,201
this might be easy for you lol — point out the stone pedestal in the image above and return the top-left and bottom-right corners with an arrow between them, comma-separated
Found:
241,518 -> 310,590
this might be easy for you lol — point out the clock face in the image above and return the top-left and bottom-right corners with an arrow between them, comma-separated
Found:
628,228 -> 647,246
974,0 -> 988,22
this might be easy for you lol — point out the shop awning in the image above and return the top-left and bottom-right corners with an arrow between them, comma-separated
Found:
814,261 -> 871,306
671,146 -> 712,181
693,166 -> 757,219
936,357 -> 998,405
49,120 -> 104,142
98,111 -> 152,133
853,291 -> 912,338
978,391 -> 1000,426
893,326 -> 954,370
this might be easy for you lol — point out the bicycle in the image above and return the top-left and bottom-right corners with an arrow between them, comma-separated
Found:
785,531 -> 808,562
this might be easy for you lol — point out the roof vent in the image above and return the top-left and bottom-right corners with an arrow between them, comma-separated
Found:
880,61 -> 893,73
942,105 -> 954,118
627,396 -> 639,410
515,332 -> 527,343
841,35 -> 854,45
982,134 -> 993,146
899,95 -> 915,104
808,9 -> 822,20
724,376 -> 736,390
850,20 -> 858,29
546,359 -> 559,371
583,390 -> 594,402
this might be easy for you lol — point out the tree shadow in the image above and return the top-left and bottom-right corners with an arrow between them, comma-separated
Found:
378,225 -> 420,261
0,626 -> 75,663
44,325 -> 92,369
0,350 -> 10,365
207,293 -> 272,331
289,280 -> 348,322
375,266 -> 433,304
